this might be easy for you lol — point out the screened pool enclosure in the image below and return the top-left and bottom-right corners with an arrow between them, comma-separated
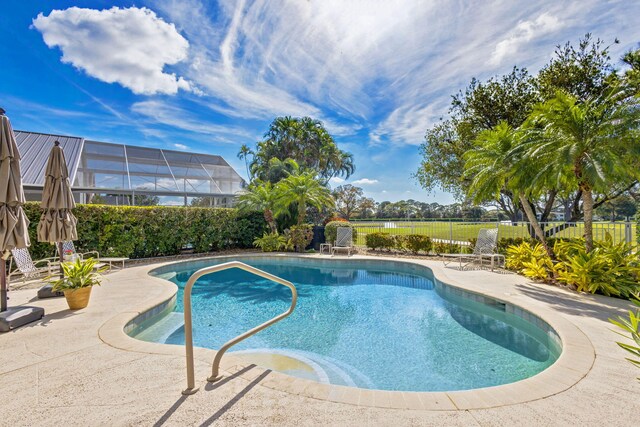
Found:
14,131 -> 246,206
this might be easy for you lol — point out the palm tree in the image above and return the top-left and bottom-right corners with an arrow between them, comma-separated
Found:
237,144 -> 254,180
525,89 -> 640,252
253,116 -> 355,181
465,122 -> 553,255
236,180 -> 286,233
278,171 -> 334,225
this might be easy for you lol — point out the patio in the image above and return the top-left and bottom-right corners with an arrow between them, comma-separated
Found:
0,255 -> 638,426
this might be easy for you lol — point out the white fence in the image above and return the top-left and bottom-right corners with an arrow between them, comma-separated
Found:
350,220 -> 636,247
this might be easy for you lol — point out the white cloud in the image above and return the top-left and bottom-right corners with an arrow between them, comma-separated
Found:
154,0 -> 581,147
33,7 -> 192,95
351,178 -> 379,186
131,100 -> 257,143
490,13 -> 565,66
370,101 -> 447,146
173,143 -> 189,150
329,177 -> 345,185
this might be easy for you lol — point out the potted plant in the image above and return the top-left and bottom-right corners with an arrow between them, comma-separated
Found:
49,258 -> 107,310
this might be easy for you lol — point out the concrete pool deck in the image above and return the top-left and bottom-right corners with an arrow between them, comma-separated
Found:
1,254 -> 638,426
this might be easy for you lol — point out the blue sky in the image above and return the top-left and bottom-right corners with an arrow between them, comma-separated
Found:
1,1 -> 639,203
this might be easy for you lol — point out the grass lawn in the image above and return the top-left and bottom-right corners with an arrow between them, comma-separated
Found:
351,221 -> 636,246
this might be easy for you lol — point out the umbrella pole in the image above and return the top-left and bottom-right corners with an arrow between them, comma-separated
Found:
1,257 -> 7,312
57,242 -> 64,280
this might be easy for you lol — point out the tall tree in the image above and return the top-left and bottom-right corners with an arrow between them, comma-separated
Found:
279,171 -> 334,225
537,34 -> 617,102
237,144 -> 254,179
415,67 -> 540,222
465,122 -> 552,255
333,184 -> 367,220
251,116 -> 354,182
525,89 -> 640,251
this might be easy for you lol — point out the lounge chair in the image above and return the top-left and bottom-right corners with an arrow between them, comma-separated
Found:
442,228 -> 503,271
61,241 -> 100,261
8,248 -> 57,284
332,227 -> 353,256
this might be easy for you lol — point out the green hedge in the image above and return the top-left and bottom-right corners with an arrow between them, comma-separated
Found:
365,233 -> 435,254
22,203 -> 266,260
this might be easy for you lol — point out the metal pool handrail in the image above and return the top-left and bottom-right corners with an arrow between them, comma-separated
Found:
182,261 -> 298,395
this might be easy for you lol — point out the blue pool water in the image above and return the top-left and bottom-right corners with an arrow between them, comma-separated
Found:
135,257 -> 560,392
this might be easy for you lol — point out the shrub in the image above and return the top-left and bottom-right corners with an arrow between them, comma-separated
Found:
325,221 -> 357,244
553,236 -> 640,297
433,241 -> 466,254
22,202 -> 266,260
401,234 -> 433,254
506,235 -> 640,297
365,232 -> 395,251
323,217 -> 348,225
285,225 -> 313,252
253,232 -> 287,252
505,241 -> 553,280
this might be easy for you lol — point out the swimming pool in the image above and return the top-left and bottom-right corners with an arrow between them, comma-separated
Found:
132,256 -> 561,392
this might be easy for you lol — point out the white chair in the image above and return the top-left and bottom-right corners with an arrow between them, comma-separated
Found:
8,248 -> 57,283
442,228 -> 502,270
331,227 -> 353,257
61,241 -> 100,261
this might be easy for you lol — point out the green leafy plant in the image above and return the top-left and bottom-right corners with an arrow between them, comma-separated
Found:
285,225 -> 313,252
553,236 -> 640,297
609,297 -> 640,381
49,258 -> 107,291
505,241 -> 553,280
325,221 -> 357,245
22,203 -> 267,260
253,232 -> 287,252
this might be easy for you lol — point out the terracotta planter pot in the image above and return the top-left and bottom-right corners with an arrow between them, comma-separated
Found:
63,287 -> 93,310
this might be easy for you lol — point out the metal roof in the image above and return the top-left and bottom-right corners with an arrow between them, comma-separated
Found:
14,130 -> 84,186
14,130 -> 245,196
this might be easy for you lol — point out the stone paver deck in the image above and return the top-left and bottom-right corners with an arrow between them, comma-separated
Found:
1,254 -> 638,426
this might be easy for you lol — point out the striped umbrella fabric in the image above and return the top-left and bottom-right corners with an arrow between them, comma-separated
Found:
0,112 -> 30,312
37,141 -> 78,244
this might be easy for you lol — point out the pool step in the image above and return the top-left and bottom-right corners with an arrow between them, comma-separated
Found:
133,312 -> 184,343
233,348 -> 374,389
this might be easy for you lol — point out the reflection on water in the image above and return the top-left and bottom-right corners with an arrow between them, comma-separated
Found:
445,302 -> 551,362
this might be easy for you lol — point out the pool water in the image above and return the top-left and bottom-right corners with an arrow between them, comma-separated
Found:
135,257 -> 560,392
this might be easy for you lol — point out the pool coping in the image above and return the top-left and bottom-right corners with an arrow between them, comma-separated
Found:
97,253 -> 595,411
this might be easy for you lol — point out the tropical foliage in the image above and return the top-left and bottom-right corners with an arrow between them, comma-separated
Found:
553,237 -> 640,297
236,180 -> 287,233
505,236 -> 640,298
278,170 -> 334,225
285,225 -> 314,252
524,88 -> 640,251
250,116 -> 354,182
609,298 -> 640,381
253,232 -> 287,252
50,258 -> 107,291
505,241 -> 554,280
416,35 -> 640,231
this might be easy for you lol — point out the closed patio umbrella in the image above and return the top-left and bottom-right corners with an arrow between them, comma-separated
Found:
0,108 -> 43,332
37,140 -> 78,270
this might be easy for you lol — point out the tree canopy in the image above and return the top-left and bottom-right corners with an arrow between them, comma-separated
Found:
415,34 -> 640,230
250,116 -> 354,183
